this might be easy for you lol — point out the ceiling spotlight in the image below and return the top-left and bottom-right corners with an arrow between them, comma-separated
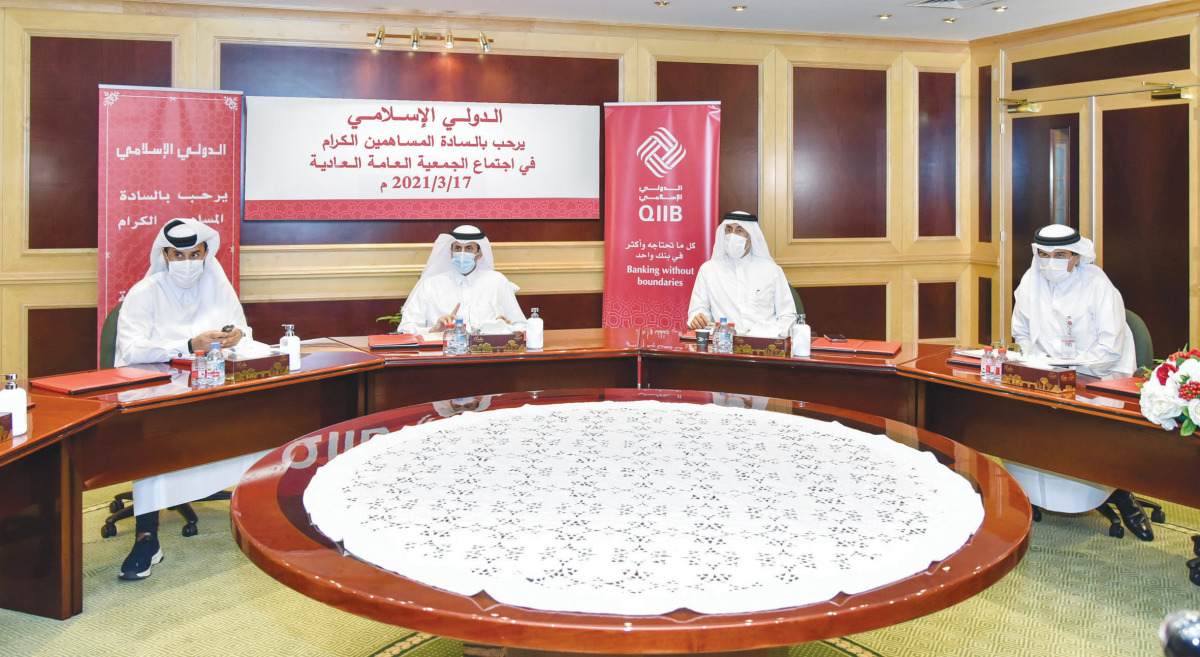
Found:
374,25 -> 385,48
445,30 -> 454,49
943,17 -> 957,23
479,32 -> 491,53
411,28 -> 420,50
877,13 -> 892,20
655,1 -> 670,5
732,5 -> 747,11
993,5 -> 1007,10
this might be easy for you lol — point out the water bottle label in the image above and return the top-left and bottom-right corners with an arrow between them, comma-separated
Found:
1061,338 -> 1077,360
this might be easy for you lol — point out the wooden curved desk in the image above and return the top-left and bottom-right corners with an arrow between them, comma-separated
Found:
1,328 -> 1192,620
231,388 -> 1031,654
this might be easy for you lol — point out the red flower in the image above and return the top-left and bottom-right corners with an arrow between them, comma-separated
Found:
1157,361 -> 1179,385
1187,349 -> 1200,360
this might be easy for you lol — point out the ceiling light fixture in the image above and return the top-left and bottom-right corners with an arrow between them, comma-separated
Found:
367,27 -> 492,53
655,1 -> 670,6
732,5 -> 747,11
877,13 -> 892,19
943,17 -> 957,23
993,5 -> 1007,11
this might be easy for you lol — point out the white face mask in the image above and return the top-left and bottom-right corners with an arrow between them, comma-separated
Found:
724,233 -> 749,259
1039,257 -> 1071,284
452,251 -> 477,275
167,259 -> 204,289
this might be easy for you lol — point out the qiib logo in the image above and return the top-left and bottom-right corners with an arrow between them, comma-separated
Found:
637,127 -> 687,178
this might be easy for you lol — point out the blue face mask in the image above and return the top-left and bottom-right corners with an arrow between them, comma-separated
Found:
452,252 -> 477,275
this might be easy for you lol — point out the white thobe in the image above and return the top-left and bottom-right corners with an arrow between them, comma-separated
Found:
1010,265 -> 1135,379
398,269 -> 526,334
1005,263 -> 1135,512
115,272 -> 249,367
686,255 -> 797,336
116,271 -> 256,514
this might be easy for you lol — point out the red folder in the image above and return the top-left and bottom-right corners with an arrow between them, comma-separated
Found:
368,334 -> 444,349
810,338 -> 902,356
947,355 -> 983,369
1080,376 -> 1144,399
30,367 -> 172,395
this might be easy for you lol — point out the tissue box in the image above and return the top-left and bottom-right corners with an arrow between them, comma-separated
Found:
468,332 -> 526,354
224,350 -> 290,383
1002,361 -> 1076,395
732,335 -> 789,356
0,412 -> 10,441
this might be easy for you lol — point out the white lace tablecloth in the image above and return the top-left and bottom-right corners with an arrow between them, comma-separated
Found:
303,400 -> 983,616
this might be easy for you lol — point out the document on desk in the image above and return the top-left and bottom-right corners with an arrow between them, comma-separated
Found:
368,334 -> 444,349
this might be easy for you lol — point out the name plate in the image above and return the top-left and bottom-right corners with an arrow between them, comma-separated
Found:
468,332 -> 526,354
225,351 -> 291,384
732,335 -> 789,356
1002,361 -> 1076,396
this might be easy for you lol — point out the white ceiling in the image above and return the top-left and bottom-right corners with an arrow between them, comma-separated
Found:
180,0 -> 1165,41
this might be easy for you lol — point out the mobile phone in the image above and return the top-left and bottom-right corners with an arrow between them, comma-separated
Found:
824,334 -> 847,343
221,325 -> 235,332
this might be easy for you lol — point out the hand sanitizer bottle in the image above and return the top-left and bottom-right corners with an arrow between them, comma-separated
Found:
526,308 -> 544,350
0,374 -> 28,435
790,314 -> 811,358
280,324 -> 301,371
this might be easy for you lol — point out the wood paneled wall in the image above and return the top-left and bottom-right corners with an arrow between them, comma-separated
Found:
5,2 -> 1200,377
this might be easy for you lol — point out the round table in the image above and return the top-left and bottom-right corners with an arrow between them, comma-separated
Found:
231,388 -> 1030,656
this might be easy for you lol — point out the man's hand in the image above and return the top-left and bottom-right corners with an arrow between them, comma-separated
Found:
432,303 -> 461,332
219,327 -> 244,348
688,313 -> 710,330
191,330 -> 226,353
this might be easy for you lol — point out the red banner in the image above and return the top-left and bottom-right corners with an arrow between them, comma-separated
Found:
602,103 -> 720,328
97,86 -> 243,362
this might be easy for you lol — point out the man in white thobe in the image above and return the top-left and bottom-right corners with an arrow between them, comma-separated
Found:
115,218 -> 259,580
686,212 -> 797,336
1004,223 -> 1153,540
398,225 -> 526,334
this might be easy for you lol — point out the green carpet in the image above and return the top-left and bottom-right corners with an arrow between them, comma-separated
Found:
0,484 -> 1197,657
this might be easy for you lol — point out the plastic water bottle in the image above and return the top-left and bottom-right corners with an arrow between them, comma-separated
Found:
981,346 -> 995,382
526,307 -> 544,350
453,318 -> 470,355
191,349 -> 207,388
995,347 -> 1008,383
790,314 -> 811,358
442,321 -> 457,356
1061,316 -> 1077,359
714,317 -> 734,354
207,342 -> 225,386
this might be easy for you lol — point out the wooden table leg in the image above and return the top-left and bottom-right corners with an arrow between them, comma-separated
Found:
0,440 -> 82,619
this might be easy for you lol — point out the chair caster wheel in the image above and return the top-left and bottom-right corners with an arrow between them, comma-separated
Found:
109,500 -> 125,513
1031,507 -> 1042,522
100,523 -> 117,538
181,522 -> 198,538
1151,508 -> 1166,523
1109,524 -> 1125,538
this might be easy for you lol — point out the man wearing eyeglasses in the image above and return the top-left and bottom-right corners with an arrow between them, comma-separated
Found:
1006,223 -> 1150,540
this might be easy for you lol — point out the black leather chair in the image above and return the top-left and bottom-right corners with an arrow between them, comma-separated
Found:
98,303 -> 212,539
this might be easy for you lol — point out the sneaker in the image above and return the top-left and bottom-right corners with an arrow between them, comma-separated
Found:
118,534 -> 163,580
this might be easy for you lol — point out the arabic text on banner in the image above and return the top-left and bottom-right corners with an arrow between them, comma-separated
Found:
244,97 -> 599,220
97,85 -> 243,365
602,103 -> 721,329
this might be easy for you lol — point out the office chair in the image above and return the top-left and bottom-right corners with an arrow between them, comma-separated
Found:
98,302 -> 215,539
790,286 -> 805,317
1091,309 -> 1165,539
